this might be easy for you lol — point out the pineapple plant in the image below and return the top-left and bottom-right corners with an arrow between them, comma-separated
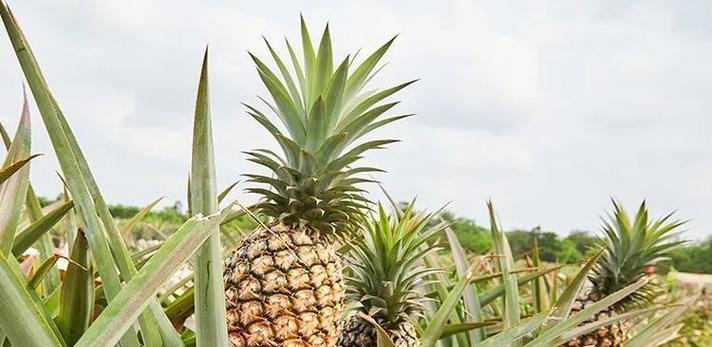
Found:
562,200 -> 685,347
222,18 -> 414,347
337,201 -> 445,347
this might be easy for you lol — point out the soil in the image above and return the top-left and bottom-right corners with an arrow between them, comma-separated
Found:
673,272 -> 712,292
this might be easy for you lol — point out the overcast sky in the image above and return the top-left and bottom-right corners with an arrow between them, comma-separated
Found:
1,1 -> 711,239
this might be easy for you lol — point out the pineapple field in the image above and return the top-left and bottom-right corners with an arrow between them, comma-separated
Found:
1,2 -> 710,347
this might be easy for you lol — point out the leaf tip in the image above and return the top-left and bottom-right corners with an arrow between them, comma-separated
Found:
20,85 -> 31,127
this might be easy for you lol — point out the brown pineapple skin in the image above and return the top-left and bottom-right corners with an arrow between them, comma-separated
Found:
223,222 -> 346,347
560,292 -> 626,347
337,316 -> 420,347
336,316 -> 376,347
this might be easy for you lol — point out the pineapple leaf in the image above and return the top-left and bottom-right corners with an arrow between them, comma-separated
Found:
340,80 -> 416,128
445,225 -> 485,343
526,278 -> 649,347
546,248 -> 604,329
119,197 -> 162,237
0,3 -> 179,344
0,153 -> 40,186
440,322 -> 496,339
73,208 -> 231,347
324,56 -> 349,131
422,259 -> 482,347
474,310 -> 552,347
345,36 -> 397,99
357,312 -> 396,347
247,19 -> 411,232
306,96 -> 328,150
487,201 -> 520,345
592,200 -> 686,308
285,37 -> 308,107
253,62 -> 306,143
478,266 -> 563,307
627,324 -> 684,347
189,49 -> 228,347
300,15 -> 317,105
0,91 -> 32,256
12,200 -> 74,257
0,251 -> 64,347
313,24 -> 334,101
623,296 -> 695,346
56,231 -> 93,346
551,304 -> 682,345
263,37 -> 305,117
27,254 -> 61,289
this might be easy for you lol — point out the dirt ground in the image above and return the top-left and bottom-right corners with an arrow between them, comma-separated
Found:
673,272 -> 712,293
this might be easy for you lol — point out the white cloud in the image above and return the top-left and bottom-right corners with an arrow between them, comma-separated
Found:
0,0 -> 711,239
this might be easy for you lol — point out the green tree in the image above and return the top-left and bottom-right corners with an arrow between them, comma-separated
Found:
505,227 -> 583,263
670,237 -> 712,274
564,229 -> 598,256
556,239 -> 583,263
505,230 -> 535,259
448,216 -> 492,254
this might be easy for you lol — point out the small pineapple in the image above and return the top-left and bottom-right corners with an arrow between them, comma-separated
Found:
337,201 -> 445,347
562,200 -> 685,347
223,18 -> 414,347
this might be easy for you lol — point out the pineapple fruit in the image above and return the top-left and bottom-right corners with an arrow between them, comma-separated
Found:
223,18 -> 413,347
337,201 -> 445,347
562,200 -> 685,347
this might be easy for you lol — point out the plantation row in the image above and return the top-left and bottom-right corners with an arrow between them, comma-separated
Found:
91,200 -> 712,273
0,3 -> 701,347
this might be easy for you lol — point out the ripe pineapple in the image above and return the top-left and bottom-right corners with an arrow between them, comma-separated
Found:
562,200 -> 685,347
337,201 -> 445,347
223,18 -> 414,347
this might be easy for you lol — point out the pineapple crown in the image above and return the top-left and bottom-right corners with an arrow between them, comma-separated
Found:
591,199 -> 686,308
244,17 -> 415,233
345,201 -> 446,330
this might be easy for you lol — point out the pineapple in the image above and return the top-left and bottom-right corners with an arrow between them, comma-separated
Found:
337,201 -> 445,347
223,18 -> 414,347
562,200 -> 685,347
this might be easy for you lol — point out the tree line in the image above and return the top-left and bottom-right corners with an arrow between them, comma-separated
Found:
42,196 -> 712,274
444,212 -> 712,274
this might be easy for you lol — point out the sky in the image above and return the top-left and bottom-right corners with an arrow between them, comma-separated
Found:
0,1 -> 711,239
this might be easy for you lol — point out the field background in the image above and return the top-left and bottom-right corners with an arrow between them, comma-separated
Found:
56,198 -> 709,347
